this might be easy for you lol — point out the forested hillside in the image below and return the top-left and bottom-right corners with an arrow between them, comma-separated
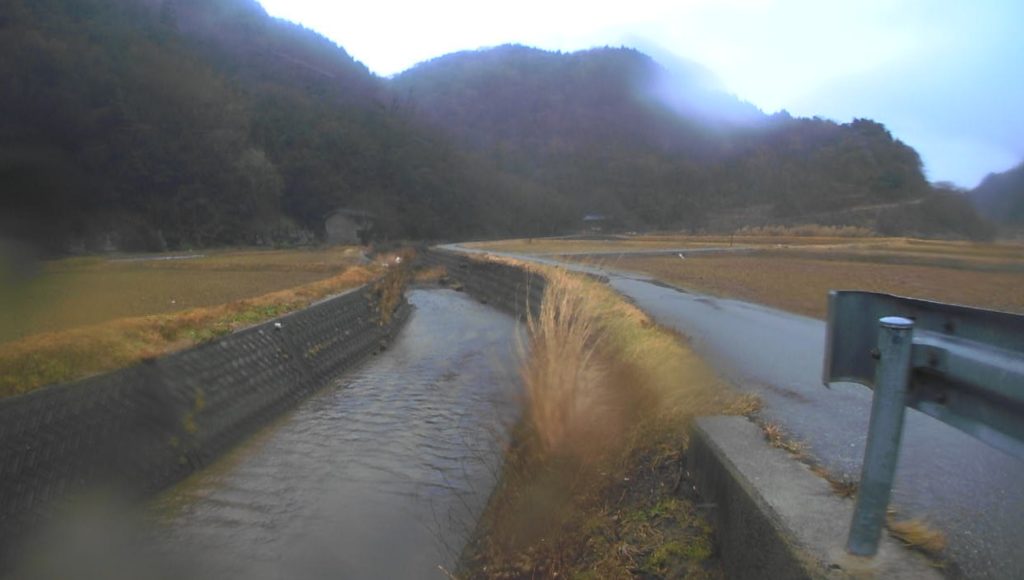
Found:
0,0 -> 995,254
0,0 -> 517,252
971,162 -> 1024,226
395,45 -> 965,233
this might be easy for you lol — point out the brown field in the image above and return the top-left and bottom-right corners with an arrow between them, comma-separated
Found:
0,247 -> 369,342
0,246 -> 394,397
584,251 -> 1024,319
471,234 -> 1024,318
761,238 -> 1024,269
471,233 -> 1024,261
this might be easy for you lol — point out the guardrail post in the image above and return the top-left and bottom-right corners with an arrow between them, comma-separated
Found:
847,316 -> 914,557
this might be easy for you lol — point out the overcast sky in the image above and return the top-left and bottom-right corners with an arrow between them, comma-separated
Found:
257,0 -> 1023,188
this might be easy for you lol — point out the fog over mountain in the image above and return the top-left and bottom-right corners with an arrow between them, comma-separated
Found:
395,44 -> 991,238
971,162 -> 1024,226
259,0 -> 1024,189
626,40 -> 764,128
0,0 -> 996,254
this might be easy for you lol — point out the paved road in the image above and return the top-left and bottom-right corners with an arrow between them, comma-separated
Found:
499,246 -> 758,257
445,245 -> 1024,579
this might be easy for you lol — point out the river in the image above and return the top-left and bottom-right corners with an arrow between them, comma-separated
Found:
145,288 -> 522,579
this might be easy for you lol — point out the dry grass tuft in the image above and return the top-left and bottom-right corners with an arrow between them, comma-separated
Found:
887,511 -> 948,557
519,272 -> 609,458
725,393 -> 763,416
760,421 -> 809,458
808,465 -> 859,499
790,449 -> 946,560
461,261 -> 740,578
370,249 -> 414,325
516,267 -> 737,459
828,478 -> 859,499
736,225 -> 876,238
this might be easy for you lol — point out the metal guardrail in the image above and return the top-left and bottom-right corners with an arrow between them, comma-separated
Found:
824,290 -> 1024,556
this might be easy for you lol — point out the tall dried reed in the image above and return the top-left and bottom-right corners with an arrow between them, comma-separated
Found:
519,271 -> 610,458
516,264 -> 734,462
462,261 -> 739,577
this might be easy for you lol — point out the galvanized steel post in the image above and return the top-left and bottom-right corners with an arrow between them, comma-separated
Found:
847,316 -> 915,557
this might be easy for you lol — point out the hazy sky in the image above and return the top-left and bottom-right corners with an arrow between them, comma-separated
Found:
257,0 -> 1023,188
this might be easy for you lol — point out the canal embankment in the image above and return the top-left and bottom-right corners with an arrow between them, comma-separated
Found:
0,272 -> 410,570
436,248 -> 943,579
144,288 -> 523,579
430,249 -> 746,577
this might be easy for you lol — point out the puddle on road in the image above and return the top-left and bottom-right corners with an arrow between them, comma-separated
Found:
148,288 -> 523,579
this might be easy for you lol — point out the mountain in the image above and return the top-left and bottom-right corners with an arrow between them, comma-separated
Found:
0,0 -> 515,253
0,3 -> 996,253
971,162 -> 1024,225
394,45 -> 958,233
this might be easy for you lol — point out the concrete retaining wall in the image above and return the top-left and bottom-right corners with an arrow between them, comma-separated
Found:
0,286 -> 410,560
688,417 -> 940,579
425,249 -> 546,319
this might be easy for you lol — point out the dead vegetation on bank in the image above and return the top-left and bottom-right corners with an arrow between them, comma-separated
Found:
460,264 -> 750,578
756,420 -> 949,561
887,511 -> 948,558
459,254 -> 950,575
0,248 -> 414,398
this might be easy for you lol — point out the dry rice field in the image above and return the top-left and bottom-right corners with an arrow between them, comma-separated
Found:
603,252 -> 1024,319
0,247 -> 369,343
470,234 -> 1024,319
0,246 -> 383,396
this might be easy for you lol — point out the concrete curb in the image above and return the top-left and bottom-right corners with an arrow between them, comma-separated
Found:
688,416 -> 941,579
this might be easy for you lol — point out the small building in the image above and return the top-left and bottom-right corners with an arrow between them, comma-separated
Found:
582,213 -> 608,232
324,209 -> 375,245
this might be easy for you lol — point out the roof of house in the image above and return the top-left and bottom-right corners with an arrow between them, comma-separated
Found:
326,208 -> 376,220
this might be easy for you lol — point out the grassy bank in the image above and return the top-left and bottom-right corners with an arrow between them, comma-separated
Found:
459,263 -> 752,578
0,248 -> 412,398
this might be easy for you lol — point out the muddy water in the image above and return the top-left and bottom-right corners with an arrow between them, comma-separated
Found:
150,289 -> 522,579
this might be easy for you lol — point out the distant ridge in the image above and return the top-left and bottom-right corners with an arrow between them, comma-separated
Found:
395,44 -> 989,237
0,2 -> 995,253
971,162 -> 1024,225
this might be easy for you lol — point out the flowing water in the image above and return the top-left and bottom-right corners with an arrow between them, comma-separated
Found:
145,289 -> 523,579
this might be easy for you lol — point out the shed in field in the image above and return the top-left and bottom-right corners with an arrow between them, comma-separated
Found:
582,213 -> 608,232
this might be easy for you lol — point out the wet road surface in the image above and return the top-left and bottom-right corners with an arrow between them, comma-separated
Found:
150,289 -> 522,579
446,245 -> 1024,579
